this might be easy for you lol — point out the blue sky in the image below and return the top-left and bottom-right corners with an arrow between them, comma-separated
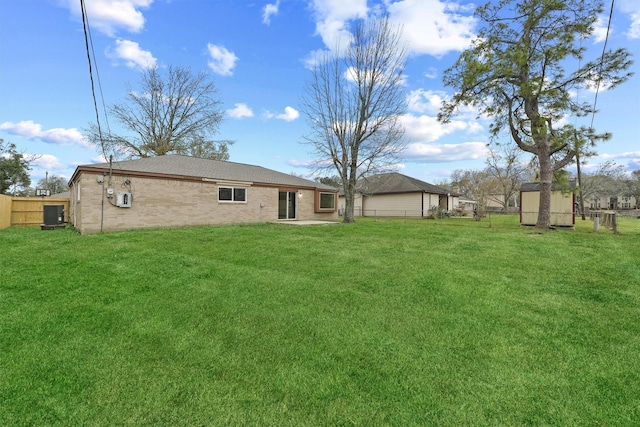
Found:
1,0 -> 639,186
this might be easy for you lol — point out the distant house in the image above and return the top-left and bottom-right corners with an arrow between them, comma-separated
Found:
584,194 -> 637,210
338,172 -> 458,217
520,181 -> 576,227
68,155 -> 338,234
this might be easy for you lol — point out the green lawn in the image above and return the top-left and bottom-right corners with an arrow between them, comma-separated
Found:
2,215 -> 639,426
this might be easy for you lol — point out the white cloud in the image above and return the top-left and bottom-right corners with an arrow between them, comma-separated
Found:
62,0 -> 152,36
424,67 -> 438,79
31,154 -> 63,170
305,1 -> 477,65
263,0 -> 280,25
592,15 -> 609,43
406,89 -> 447,115
400,114 -> 482,143
226,103 -> 254,119
597,150 -> 640,160
265,106 -> 300,122
617,0 -> 640,39
207,43 -> 238,76
404,141 -> 489,163
387,0 -> 477,56
0,121 -> 92,149
309,0 -> 368,49
108,39 -> 157,69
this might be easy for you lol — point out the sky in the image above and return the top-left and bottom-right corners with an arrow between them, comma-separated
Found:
1,0 -> 639,188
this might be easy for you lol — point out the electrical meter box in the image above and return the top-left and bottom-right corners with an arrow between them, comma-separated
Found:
116,192 -> 132,208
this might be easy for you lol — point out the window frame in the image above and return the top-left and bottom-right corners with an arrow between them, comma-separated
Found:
314,190 -> 337,212
218,186 -> 247,203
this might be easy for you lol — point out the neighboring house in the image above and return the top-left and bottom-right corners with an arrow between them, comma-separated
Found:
338,172 -> 458,217
520,181 -> 576,227
584,194 -> 637,210
458,195 -> 477,215
68,155 -> 338,234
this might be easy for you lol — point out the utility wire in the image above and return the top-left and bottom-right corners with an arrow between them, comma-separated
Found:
80,0 -> 124,176
589,0 -> 615,130
79,0 -> 108,161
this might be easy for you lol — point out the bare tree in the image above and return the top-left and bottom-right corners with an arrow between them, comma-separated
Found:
86,66 -> 231,160
580,160 -> 626,209
485,144 -> 533,212
450,168 -> 494,220
439,0 -> 633,229
301,15 -> 407,223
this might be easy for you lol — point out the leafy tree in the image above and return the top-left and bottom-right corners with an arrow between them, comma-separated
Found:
439,0 -> 633,229
301,15 -> 407,223
36,174 -> 69,195
0,139 -> 31,195
86,66 -> 232,160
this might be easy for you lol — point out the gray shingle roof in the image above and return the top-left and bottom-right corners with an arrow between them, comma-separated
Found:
74,154 -> 336,190
358,172 -> 457,196
520,180 -> 577,192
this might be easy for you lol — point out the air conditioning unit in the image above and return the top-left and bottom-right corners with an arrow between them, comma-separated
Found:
43,205 -> 65,225
116,192 -> 132,208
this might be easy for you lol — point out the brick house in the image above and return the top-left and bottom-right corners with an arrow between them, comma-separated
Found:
68,155 -> 338,234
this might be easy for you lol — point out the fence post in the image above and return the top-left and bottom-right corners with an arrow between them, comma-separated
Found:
593,215 -> 599,232
613,212 -> 618,234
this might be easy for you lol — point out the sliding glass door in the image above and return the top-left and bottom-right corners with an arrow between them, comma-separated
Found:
278,191 -> 297,219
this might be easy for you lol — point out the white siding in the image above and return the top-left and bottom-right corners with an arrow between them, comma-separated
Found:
521,190 -> 574,226
363,193 -> 423,217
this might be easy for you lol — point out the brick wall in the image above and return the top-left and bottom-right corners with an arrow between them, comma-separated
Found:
71,172 -> 337,234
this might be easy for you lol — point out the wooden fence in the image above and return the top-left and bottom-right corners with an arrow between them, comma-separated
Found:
0,195 -> 70,229
589,210 -> 618,233
0,194 -> 11,229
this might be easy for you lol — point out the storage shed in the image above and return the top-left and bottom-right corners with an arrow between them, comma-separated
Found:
520,181 -> 576,227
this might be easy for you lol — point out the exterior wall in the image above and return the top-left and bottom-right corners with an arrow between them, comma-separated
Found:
71,172 -> 337,234
338,192 -> 364,216
362,193 -> 423,217
520,190 -> 575,226
338,192 -> 456,217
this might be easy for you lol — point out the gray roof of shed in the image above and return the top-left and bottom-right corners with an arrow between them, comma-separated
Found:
520,180 -> 577,192
72,154 -> 336,190
358,172 -> 457,196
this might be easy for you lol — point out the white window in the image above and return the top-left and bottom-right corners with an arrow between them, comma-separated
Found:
219,186 -> 246,203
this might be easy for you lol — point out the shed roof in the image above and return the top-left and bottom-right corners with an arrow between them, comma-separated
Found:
358,172 -> 457,196
520,180 -> 577,192
70,154 -> 336,191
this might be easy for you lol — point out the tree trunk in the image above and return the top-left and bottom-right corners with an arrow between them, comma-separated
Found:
343,188 -> 355,223
536,152 -> 553,229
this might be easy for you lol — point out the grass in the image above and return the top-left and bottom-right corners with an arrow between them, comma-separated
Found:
1,215 -> 639,426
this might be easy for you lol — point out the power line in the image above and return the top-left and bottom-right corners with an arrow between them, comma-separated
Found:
589,0 -> 615,130
79,0 -> 105,154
